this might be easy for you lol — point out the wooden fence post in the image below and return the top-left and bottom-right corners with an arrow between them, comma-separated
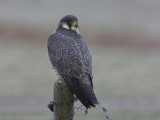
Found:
53,80 -> 74,120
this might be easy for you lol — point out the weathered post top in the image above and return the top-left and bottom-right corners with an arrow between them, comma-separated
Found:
53,80 -> 74,120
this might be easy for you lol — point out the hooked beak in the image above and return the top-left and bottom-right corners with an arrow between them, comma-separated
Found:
75,23 -> 78,28
71,21 -> 78,28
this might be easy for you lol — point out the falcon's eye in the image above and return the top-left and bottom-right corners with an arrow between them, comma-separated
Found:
69,21 -> 72,24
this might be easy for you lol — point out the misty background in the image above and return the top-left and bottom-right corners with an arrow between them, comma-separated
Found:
0,0 -> 160,120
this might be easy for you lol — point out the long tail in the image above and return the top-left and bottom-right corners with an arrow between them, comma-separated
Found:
64,77 -> 99,109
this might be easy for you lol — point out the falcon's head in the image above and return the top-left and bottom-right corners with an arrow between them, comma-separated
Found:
58,15 -> 79,33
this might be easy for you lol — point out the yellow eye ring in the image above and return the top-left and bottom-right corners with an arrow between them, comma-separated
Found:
69,21 -> 72,24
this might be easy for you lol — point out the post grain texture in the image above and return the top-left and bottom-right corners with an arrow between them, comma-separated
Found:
53,80 -> 74,120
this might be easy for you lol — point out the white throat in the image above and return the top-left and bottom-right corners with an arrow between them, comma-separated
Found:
71,26 -> 80,34
62,23 -> 79,34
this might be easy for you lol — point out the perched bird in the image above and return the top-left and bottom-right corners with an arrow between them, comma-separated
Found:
47,15 -> 99,109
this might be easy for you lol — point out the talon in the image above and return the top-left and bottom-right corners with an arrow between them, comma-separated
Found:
48,101 -> 54,112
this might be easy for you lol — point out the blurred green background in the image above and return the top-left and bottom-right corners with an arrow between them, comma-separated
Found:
0,0 -> 160,120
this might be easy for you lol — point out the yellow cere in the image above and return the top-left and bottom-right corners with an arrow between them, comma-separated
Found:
71,21 -> 77,26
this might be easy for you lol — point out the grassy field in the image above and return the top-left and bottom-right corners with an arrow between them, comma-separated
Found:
0,40 -> 160,120
0,109 -> 160,120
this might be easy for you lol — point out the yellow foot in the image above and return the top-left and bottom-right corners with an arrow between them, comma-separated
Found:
58,78 -> 64,82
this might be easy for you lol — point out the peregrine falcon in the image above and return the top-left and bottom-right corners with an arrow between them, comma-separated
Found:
47,15 -> 99,109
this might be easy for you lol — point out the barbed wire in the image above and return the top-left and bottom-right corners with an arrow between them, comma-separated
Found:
48,100 -> 111,120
